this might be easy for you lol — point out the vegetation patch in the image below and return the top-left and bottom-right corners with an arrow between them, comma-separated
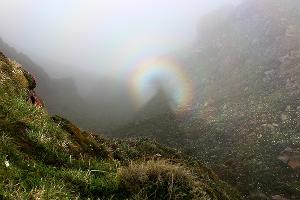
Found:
0,53 -> 240,199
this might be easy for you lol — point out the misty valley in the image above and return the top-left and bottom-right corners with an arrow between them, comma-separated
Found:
0,0 -> 300,199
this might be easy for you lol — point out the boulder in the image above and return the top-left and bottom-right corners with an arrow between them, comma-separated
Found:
278,147 -> 300,169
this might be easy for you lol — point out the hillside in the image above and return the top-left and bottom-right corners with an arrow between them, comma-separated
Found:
0,38 -> 139,132
0,52 -> 240,199
113,88 -> 188,148
183,0 -> 300,198
117,0 -> 300,198
0,38 -> 89,127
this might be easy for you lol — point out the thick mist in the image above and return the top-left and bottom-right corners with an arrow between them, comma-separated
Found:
1,0 -> 300,197
0,0 -> 241,131
0,0 -> 239,78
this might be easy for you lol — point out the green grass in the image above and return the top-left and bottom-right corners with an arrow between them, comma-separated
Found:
0,54 -> 241,199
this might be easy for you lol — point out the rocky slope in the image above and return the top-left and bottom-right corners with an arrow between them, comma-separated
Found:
0,52 -> 240,199
118,0 -> 300,198
182,0 -> 300,198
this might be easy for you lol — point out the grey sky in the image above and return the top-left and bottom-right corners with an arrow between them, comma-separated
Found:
0,0 -> 241,77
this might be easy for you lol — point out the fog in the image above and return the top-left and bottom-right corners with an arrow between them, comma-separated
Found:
1,1 -> 300,197
0,0 -> 239,77
0,0 -> 242,130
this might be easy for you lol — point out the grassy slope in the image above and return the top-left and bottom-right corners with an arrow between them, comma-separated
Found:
0,53 -> 241,199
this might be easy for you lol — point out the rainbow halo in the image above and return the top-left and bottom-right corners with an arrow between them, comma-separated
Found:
128,57 -> 193,113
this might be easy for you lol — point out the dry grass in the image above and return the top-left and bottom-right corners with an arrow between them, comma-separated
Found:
117,160 -> 211,200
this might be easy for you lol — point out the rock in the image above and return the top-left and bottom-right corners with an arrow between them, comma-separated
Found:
261,124 -> 275,130
287,159 -> 300,169
281,113 -> 288,121
285,79 -> 296,89
4,160 -> 9,168
249,192 -> 269,200
272,195 -> 289,200
0,52 -> 10,65
264,69 -> 275,75
264,69 -> 275,81
203,101 -> 208,107
278,147 -> 300,169
272,123 -> 279,127
28,90 -> 44,108
154,153 -> 162,160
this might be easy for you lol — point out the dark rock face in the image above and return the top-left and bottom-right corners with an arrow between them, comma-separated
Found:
28,90 -> 44,108
157,0 -> 300,198
0,51 -> 9,64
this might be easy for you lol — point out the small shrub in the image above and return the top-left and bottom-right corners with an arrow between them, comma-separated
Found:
117,160 -> 211,200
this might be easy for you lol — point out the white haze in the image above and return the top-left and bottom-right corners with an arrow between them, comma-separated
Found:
0,0 -> 240,81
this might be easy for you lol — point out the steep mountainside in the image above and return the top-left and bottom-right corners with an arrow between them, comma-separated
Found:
182,0 -> 300,198
0,38 -> 88,126
0,39 -> 136,132
118,0 -> 300,198
0,52 -> 240,199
